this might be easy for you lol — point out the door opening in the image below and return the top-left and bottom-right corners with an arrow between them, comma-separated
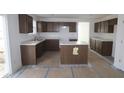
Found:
0,15 -> 11,77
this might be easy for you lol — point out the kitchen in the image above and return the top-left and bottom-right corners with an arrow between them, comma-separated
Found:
20,14 -> 88,66
2,14 -> 124,78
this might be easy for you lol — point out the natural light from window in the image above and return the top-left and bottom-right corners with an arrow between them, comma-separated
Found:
78,22 -> 90,44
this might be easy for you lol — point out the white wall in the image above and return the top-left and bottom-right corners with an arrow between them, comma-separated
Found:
78,22 -> 90,44
6,14 -> 36,74
114,15 -> 124,71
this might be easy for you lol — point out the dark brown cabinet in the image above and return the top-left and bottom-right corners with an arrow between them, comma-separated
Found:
37,21 -> 47,32
108,18 -> 118,25
94,18 -> 117,33
47,22 -> 53,32
60,45 -> 88,64
68,22 -> 76,32
19,14 -> 33,33
90,38 -> 113,56
53,22 -> 60,32
21,41 -> 45,65
36,41 -> 45,58
95,40 -> 102,54
44,39 -> 59,51
90,38 -> 96,50
94,22 -> 101,33
37,21 -> 77,32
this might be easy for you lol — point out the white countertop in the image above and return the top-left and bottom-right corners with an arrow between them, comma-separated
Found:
21,39 -> 45,46
91,37 -> 113,42
60,41 -> 88,45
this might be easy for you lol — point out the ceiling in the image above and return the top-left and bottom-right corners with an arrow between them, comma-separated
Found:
36,14 -> 110,19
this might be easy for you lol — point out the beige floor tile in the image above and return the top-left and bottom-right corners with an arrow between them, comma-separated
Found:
13,51 -> 124,78
72,67 -> 99,78
47,67 -> 73,78
18,67 -> 48,78
37,52 -> 60,68
92,65 -> 124,78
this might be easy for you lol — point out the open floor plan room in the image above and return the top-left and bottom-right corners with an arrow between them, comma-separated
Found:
1,14 -> 124,78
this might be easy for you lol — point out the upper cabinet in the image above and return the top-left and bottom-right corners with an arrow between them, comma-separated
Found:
94,18 -> 117,33
68,22 -> 76,32
108,18 -> 118,25
37,21 -> 77,32
19,14 -> 33,33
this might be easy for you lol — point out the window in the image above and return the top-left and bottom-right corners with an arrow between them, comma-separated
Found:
78,22 -> 90,44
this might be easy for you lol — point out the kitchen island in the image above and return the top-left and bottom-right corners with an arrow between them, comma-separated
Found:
60,41 -> 88,64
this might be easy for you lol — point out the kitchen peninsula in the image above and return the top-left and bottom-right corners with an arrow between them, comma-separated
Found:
60,41 -> 88,64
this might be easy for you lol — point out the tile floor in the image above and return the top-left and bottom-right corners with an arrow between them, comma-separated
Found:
10,50 -> 124,78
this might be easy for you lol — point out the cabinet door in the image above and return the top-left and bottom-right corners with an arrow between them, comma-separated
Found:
94,23 -> 99,32
95,40 -> 102,54
27,15 -> 33,33
108,25 -> 114,33
108,18 -> 118,25
37,21 -> 42,32
95,40 -> 99,52
19,14 -> 27,33
91,39 -> 96,50
42,22 -> 47,32
98,22 -> 101,32
36,42 -> 43,58
53,22 -> 60,32
101,21 -> 105,33
45,39 -> 59,51
69,22 -> 76,32
47,22 -> 53,32
104,21 -> 109,33
90,38 -> 93,49
102,42 -> 113,56
19,14 -> 33,33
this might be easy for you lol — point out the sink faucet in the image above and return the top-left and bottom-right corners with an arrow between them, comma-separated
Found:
34,36 -> 38,41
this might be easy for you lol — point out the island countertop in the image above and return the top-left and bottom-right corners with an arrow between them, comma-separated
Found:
59,41 -> 88,45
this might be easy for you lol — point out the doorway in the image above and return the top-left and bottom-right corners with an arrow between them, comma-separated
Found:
0,15 -> 11,77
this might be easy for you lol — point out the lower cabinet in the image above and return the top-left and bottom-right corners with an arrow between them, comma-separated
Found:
36,41 -> 45,58
21,39 -> 60,65
44,39 -> 59,51
90,38 -> 96,50
21,41 -> 45,65
90,38 -> 113,56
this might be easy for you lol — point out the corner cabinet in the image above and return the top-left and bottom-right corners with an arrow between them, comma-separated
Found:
19,14 -> 33,33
